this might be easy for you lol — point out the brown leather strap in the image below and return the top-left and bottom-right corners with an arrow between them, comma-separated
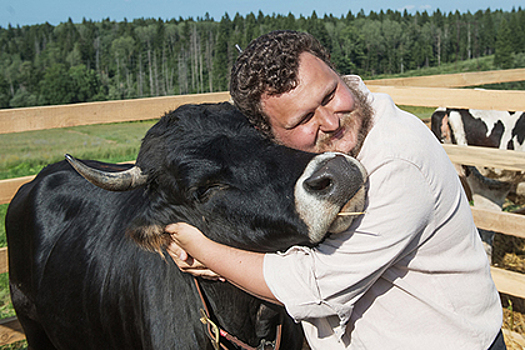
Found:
193,277 -> 283,350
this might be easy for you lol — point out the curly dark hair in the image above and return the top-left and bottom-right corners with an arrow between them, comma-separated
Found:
230,30 -> 334,139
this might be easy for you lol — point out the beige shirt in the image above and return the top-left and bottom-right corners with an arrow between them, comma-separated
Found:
264,77 -> 502,349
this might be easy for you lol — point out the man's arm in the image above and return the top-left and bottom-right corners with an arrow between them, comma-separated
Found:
167,240 -> 225,281
165,223 -> 281,305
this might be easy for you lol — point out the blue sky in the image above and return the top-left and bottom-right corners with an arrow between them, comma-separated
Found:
1,0 -> 523,28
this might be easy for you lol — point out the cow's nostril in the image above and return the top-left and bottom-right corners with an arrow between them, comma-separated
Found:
304,174 -> 333,193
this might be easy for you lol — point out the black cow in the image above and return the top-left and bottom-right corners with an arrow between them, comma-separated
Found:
6,102 -> 366,350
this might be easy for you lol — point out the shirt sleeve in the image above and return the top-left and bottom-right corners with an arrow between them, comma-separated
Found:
264,158 -> 435,327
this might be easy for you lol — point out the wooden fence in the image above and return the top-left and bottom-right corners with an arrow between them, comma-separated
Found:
365,68 -> 525,88
1,68 -> 525,346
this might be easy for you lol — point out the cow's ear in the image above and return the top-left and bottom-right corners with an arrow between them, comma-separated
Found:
126,215 -> 171,256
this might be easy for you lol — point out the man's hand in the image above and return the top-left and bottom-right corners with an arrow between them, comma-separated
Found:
166,223 -> 278,303
165,223 -> 225,281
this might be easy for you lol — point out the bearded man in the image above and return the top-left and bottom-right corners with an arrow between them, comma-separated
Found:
167,31 -> 505,350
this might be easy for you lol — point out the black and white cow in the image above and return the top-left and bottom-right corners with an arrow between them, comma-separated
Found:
431,107 -> 524,152
6,102 -> 366,350
431,107 -> 525,208
431,107 -> 525,260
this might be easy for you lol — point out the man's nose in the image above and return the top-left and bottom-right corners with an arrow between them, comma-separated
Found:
318,107 -> 340,132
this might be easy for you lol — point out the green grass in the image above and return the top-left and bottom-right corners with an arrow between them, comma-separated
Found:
364,53 -> 525,81
0,341 -> 26,350
0,273 -> 14,319
1,202 -> 25,349
0,120 -> 157,180
0,204 -> 7,248
397,105 -> 436,120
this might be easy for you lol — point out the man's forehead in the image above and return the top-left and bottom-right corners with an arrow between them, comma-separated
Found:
261,57 -> 338,115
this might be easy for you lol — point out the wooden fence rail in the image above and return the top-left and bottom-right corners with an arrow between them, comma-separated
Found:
1,69 -> 525,346
365,68 -> 525,88
442,144 -> 525,172
0,176 -> 34,205
0,92 -> 230,135
367,85 -> 525,111
1,69 -> 524,136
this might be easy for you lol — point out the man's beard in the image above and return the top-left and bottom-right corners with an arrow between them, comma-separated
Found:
314,79 -> 373,157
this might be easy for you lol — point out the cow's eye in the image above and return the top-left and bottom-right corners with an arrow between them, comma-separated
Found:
193,184 -> 229,203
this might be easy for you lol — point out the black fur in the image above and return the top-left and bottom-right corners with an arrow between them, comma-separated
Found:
6,103 -> 308,349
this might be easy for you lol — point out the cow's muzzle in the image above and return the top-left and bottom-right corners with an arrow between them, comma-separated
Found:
295,152 -> 367,244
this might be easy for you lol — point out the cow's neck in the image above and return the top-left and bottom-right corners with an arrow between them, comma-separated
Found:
196,278 -> 272,348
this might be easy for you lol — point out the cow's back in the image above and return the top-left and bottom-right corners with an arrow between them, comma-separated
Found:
7,160 -> 143,299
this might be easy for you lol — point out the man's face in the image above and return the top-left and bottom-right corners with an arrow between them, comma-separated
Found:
261,52 -> 369,155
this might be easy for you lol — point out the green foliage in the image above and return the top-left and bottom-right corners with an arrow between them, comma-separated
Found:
494,18 -> 514,69
0,341 -> 26,350
39,63 -> 75,104
8,88 -> 37,108
0,75 -> 11,108
1,8 -> 524,111
68,64 -> 104,102
37,63 -> 102,105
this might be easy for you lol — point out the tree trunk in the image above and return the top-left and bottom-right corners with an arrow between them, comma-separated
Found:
148,49 -> 154,96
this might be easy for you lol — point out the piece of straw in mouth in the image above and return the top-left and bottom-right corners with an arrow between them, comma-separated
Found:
337,211 -> 366,216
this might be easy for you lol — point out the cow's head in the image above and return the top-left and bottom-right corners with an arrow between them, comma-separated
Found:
66,103 -> 366,254
431,107 -> 453,144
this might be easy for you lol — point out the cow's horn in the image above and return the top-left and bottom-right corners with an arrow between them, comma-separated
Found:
65,154 -> 148,191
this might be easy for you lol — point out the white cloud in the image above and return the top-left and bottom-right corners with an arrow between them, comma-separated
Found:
398,5 -> 415,12
397,4 -> 434,13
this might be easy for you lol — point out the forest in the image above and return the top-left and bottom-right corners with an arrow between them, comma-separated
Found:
0,7 -> 524,109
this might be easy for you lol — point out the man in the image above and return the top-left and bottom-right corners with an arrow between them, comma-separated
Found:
167,31 -> 504,349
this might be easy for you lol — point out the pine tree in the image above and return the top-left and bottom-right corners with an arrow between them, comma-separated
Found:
494,18 -> 514,68
480,9 -> 496,55
212,14 -> 232,92
516,8 -> 525,53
